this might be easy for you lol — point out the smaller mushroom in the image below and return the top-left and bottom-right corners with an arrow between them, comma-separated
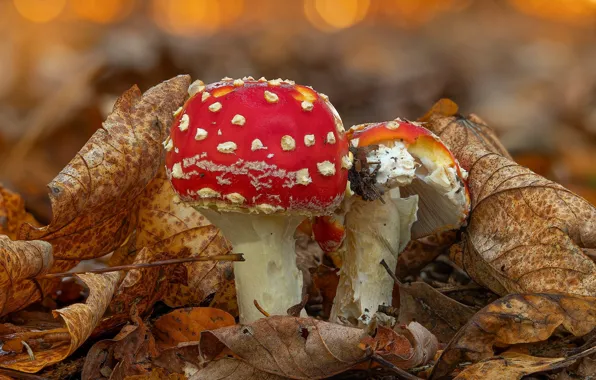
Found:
325,119 -> 471,326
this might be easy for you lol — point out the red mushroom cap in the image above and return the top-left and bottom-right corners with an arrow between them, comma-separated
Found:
165,78 -> 350,216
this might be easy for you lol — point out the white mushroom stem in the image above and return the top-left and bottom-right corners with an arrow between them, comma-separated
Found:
201,210 -> 304,323
330,189 -> 418,326
330,142 -> 418,326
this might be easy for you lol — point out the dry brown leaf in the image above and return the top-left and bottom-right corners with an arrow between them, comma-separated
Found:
125,368 -> 187,380
311,265 -> 339,320
361,322 -> 438,369
394,322 -> 439,369
18,75 -> 191,260
82,311 -> 158,380
100,225 -> 230,330
454,349 -> 596,380
430,293 -> 596,379
395,231 -> 457,279
152,307 -> 235,350
208,276 -> 238,318
0,236 -> 53,316
0,185 -> 40,240
426,111 -> 596,297
135,168 -> 233,309
0,272 -> 120,373
191,358 -> 288,380
396,281 -> 475,343
199,316 -> 368,379
84,307 -> 233,379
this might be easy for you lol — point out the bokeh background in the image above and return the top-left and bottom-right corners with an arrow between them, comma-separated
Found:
0,0 -> 595,222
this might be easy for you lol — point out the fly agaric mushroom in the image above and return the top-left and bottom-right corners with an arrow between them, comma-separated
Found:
328,119 -> 470,325
165,77 -> 350,322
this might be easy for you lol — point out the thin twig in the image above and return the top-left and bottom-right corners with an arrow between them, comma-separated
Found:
37,253 -> 244,279
371,354 -> 423,380
253,300 -> 270,317
380,259 -> 403,287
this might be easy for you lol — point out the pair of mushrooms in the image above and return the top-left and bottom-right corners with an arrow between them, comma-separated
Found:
165,77 -> 470,324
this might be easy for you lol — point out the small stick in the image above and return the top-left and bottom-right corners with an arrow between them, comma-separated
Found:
253,300 -> 270,317
37,253 -> 244,279
380,259 -> 403,287
371,354 -> 423,380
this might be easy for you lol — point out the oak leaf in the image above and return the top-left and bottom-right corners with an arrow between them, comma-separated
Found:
425,107 -> 596,297
430,293 -> 596,379
0,272 -> 120,373
18,75 -> 191,261
0,237 -> 53,316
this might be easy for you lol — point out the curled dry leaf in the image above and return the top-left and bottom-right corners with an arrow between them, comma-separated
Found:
430,293 -> 596,379
18,75 -> 191,260
397,322 -> 439,369
0,272 -> 120,373
0,236 -> 53,316
84,307 -> 233,379
361,322 -> 438,369
0,185 -> 40,240
454,348 -> 596,380
82,311 -> 158,380
199,316 -> 367,379
425,106 -> 596,297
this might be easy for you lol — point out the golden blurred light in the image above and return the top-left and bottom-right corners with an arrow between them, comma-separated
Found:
152,0 -> 244,36
70,0 -> 135,24
304,0 -> 370,32
13,0 -> 66,23
381,0 -> 471,28
508,0 -> 596,25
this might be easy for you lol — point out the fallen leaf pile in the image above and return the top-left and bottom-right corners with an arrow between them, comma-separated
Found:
0,80 -> 595,379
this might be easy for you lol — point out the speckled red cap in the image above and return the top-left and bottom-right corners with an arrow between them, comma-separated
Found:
165,77 -> 351,216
